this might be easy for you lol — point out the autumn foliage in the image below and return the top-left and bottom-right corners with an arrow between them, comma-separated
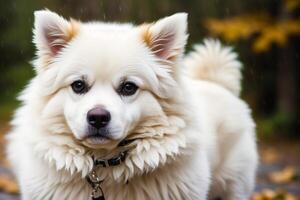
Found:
205,0 -> 300,53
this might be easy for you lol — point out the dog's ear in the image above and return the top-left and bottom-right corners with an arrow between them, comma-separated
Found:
141,13 -> 188,62
33,10 -> 80,58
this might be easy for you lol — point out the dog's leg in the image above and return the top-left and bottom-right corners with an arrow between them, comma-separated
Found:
222,134 -> 258,200
223,173 -> 256,200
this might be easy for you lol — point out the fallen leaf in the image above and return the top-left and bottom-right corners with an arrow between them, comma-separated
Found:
0,175 -> 19,194
261,148 -> 280,164
269,166 -> 298,184
286,193 -> 300,200
252,189 -> 300,200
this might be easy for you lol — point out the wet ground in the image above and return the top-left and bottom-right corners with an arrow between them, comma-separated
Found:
1,163 -> 299,200
0,123 -> 299,199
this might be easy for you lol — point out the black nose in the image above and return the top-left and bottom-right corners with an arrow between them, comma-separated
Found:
87,107 -> 111,129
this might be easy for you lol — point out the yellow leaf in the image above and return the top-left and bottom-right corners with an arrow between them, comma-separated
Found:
262,189 -> 277,199
0,175 -> 19,194
261,148 -> 280,164
253,25 -> 288,52
285,0 -> 300,12
268,166 -> 298,184
205,14 -> 269,42
286,193 -> 300,200
253,189 -> 300,200
206,15 -> 300,53
251,192 -> 262,200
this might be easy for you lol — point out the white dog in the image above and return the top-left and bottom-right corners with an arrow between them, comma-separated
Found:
6,10 -> 258,200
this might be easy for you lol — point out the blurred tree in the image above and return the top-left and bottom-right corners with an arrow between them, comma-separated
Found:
205,0 -> 300,135
0,0 -> 299,137
0,0 -> 37,120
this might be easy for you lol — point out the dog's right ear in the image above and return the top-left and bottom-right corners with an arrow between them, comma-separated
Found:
140,13 -> 188,63
33,10 -> 80,59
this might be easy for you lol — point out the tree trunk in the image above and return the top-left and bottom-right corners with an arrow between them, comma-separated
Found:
276,4 -> 298,117
277,44 -> 297,115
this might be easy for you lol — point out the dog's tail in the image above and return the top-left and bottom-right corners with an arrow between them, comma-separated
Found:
184,39 -> 242,96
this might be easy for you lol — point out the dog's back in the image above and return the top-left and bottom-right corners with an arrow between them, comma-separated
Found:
184,40 -> 258,199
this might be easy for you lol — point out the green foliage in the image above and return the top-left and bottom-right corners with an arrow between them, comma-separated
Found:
0,63 -> 33,121
258,112 -> 297,138
0,0 -> 38,120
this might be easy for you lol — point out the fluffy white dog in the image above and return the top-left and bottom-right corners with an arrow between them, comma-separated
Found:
7,10 -> 258,200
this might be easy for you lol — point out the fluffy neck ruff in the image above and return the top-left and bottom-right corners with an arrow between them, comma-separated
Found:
95,113 -> 190,183
29,93 -> 196,185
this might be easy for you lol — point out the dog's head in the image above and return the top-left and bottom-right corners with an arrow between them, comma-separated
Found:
34,10 -> 188,149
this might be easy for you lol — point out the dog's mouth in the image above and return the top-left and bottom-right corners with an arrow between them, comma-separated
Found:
85,135 -> 111,145
79,126 -> 125,149
82,136 -> 121,150
81,131 -> 122,149
83,126 -> 116,145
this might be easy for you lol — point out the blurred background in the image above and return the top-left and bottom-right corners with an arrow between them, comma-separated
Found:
0,0 -> 299,199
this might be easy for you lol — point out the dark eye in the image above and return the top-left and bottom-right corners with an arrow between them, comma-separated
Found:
71,80 -> 88,94
118,82 -> 138,96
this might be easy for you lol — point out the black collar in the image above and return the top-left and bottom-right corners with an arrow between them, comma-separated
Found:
86,139 -> 135,200
93,151 -> 127,167
92,139 -> 135,167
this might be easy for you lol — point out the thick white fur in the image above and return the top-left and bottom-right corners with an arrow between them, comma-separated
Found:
184,39 -> 242,96
7,10 -> 258,200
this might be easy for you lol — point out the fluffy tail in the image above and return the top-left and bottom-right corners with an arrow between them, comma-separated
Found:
184,39 -> 242,96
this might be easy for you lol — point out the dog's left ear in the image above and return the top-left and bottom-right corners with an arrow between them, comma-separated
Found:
141,13 -> 188,62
